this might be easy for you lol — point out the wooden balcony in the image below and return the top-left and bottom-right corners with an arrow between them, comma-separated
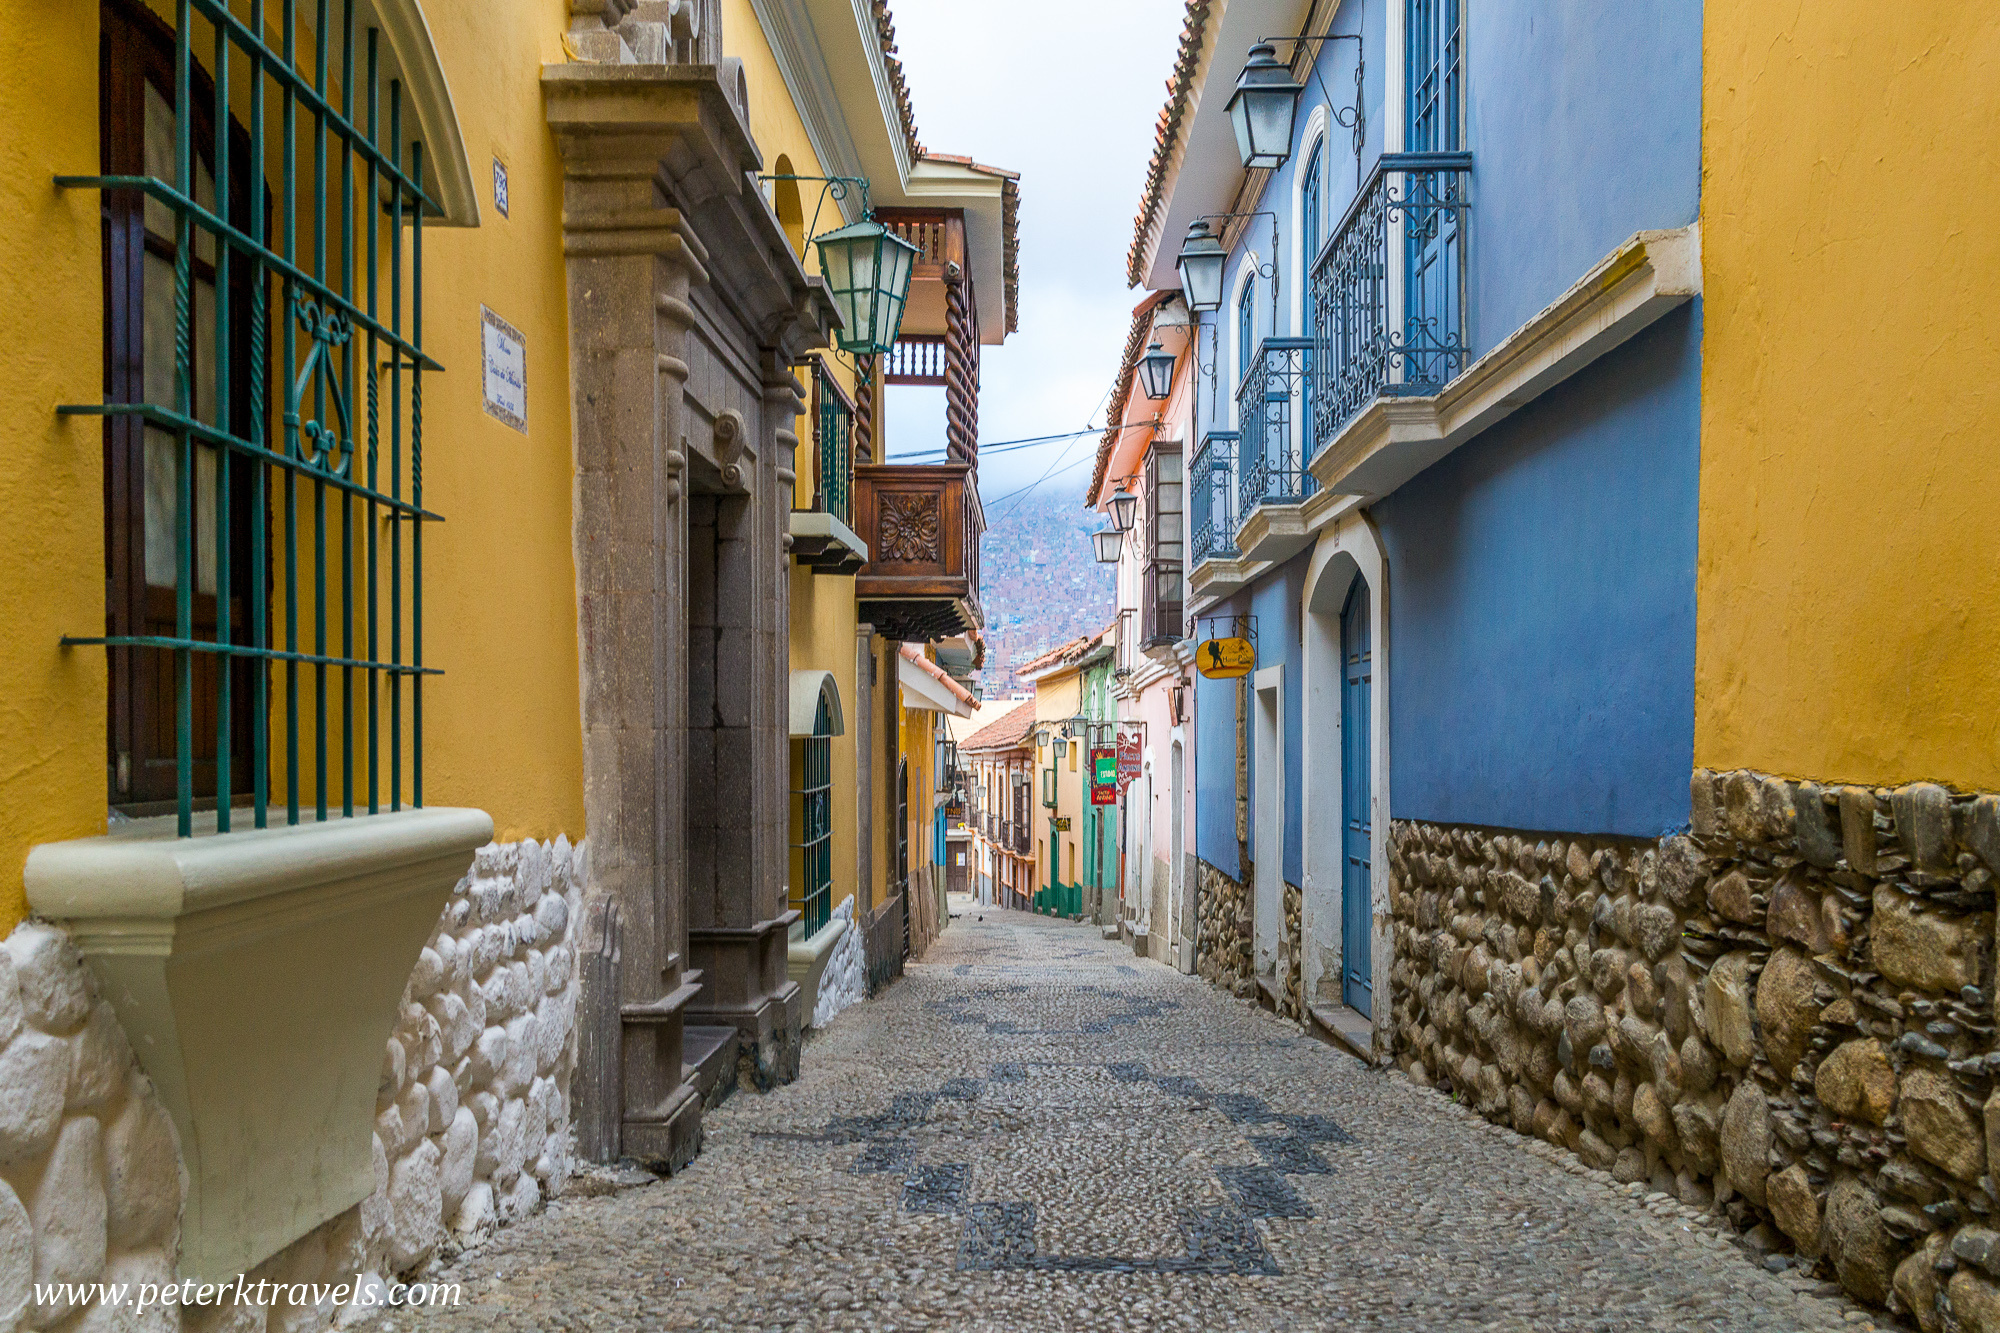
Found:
881,209 -> 981,469
853,461 -> 983,642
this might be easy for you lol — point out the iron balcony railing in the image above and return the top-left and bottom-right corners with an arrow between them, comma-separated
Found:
1309,152 -> 1473,448
1236,337 -> 1317,514
1189,431 -> 1238,568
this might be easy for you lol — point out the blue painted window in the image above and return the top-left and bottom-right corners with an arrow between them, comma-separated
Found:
1407,0 -> 1463,152
1238,280 -> 1257,387
1300,140 -> 1324,281
1406,0 -> 1464,384
1300,140 -> 1324,430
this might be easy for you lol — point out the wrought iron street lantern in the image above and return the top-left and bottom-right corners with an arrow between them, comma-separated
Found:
1227,43 -> 1305,171
814,217 -> 921,356
1176,219 -> 1227,313
1092,528 -> 1123,563
1138,342 -> 1175,401
1109,485 -> 1140,534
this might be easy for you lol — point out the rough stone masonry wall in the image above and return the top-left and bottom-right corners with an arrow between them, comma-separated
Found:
1193,860 -> 1302,1018
1196,859 -> 1252,997
0,835 -> 582,1332
1389,769 -> 2000,1331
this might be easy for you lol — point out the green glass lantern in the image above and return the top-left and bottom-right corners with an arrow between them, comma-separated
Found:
814,218 -> 922,356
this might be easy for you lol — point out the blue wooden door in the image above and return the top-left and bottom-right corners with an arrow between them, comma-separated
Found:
1341,580 -> 1373,1015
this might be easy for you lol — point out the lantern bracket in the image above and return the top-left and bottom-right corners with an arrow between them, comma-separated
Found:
1194,211 -> 1283,332
757,173 -> 875,237
1258,31 -> 1367,188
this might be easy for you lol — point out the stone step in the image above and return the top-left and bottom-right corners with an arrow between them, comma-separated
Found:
1307,1003 -> 1375,1065
682,1025 -> 740,1109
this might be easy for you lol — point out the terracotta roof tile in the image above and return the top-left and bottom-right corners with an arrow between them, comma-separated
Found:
1087,291 -> 1175,508
1126,0 -> 1216,288
960,698 -> 1038,752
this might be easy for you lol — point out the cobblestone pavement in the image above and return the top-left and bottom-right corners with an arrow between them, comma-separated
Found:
372,910 -> 1902,1333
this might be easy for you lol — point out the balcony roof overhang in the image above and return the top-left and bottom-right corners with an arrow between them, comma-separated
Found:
755,0 -> 1019,341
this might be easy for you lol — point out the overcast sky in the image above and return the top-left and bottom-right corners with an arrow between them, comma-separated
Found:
888,1 -> 1183,513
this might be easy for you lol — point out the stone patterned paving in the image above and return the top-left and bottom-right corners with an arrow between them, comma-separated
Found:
371,911 -> 1900,1332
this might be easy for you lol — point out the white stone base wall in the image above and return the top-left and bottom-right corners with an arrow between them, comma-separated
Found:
813,898 -> 863,1029
0,921 -> 181,1330
0,833 -> 584,1332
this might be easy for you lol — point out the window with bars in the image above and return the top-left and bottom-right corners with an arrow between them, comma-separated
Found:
811,359 -> 854,526
69,0 -> 440,836
789,695 -> 834,937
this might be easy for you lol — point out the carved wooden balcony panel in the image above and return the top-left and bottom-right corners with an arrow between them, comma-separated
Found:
854,462 -> 983,643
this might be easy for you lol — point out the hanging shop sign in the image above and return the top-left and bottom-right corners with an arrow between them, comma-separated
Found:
1054,817 -> 1073,832
1196,636 -> 1256,679
1117,734 -> 1143,791
1091,748 -> 1118,805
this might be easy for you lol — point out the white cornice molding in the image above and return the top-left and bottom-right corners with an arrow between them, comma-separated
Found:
1309,223 -> 1702,502
748,0 -> 865,221
847,0 -> 913,183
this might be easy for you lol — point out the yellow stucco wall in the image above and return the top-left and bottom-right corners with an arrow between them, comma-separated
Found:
788,567 -> 859,918
0,0 -> 111,929
0,0 -> 590,935
1698,6 -> 2000,792
416,0 -> 586,845
1033,671 -> 1083,888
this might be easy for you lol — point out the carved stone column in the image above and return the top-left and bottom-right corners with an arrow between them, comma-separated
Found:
547,70 -> 709,1170
549,58 -> 834,1123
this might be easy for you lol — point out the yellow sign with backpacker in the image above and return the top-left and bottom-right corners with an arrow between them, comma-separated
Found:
1196,636 -> 1256,680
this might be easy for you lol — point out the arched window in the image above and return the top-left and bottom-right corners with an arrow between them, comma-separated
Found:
1238,279 -> 1258,387
789,691 -> 836,935
1300,139 -> 1324,323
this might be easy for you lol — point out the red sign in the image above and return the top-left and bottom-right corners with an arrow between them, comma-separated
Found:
1117,734 -> 1143,791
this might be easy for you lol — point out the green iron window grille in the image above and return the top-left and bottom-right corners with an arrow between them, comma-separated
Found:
64,0 -> 442,837
789,695 -> 834,938
812,359 -> 854,527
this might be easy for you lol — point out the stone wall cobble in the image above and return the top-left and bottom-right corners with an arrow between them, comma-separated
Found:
1388,768 -> 2000,1330
1195,859 -> 1252,998
0,834 -> 583,1331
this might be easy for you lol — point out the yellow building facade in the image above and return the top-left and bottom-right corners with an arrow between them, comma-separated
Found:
0,0 -> 1012,1307
1699,3 -> 2000,793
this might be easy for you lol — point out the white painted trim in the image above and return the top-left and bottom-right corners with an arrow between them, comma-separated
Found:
789,669 -> 845,737
1299,514 -> 1390,1052
1289,113 -> 1330,337
1385,0 -> 1407,155
845,0 -> 914,184
1251,663 -> 1285,983
25,808 -> 493,1278
1229,255 -> 1261,425
747,0 -> 866,221
1308,223 -> 1702,503
360,0 -> 479,226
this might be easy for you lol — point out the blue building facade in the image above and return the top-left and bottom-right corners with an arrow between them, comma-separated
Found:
1162,0 -> 1703,1032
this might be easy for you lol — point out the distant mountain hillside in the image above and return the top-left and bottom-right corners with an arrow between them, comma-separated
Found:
976,481 -> 1115,696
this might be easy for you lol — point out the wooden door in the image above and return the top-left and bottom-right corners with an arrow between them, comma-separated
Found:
1341,580 -> 1374,1015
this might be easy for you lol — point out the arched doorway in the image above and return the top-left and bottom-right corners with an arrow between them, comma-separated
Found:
1300,516 -> 1389,1047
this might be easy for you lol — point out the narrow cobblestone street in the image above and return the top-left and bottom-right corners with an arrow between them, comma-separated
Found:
369,911 -> 1893,1333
